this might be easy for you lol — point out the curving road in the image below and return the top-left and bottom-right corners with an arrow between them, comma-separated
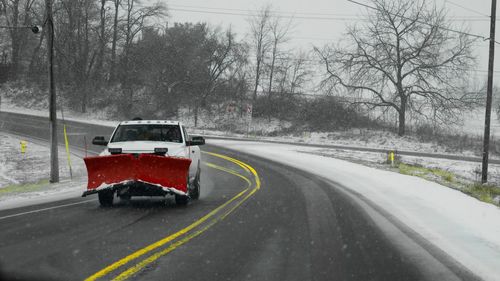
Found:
0,111 -> 479,281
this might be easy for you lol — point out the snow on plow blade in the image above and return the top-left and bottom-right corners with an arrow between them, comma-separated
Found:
84,154 -> 192,194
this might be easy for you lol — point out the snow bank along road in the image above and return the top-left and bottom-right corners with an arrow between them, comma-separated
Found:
0,111 -> 484,281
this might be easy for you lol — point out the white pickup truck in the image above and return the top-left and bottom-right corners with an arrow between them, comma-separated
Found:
84,120 -> 205,206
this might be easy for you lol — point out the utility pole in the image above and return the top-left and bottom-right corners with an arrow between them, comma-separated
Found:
482,0 -> 497,183
46,0 -> 59,183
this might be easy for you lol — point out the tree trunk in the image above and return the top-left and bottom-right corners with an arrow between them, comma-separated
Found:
81,88 -> 87,113
121,85 -> 133,118
9,0 -> 20,79
398,96 -> 407,136
252,56 -> 261,103
28,29 -> 45,77
194,104 -> 199,127
267,42 -> 277,122
110,0 -> 120,82
94,0 -> 106,85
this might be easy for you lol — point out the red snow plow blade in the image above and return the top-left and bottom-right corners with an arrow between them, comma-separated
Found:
83,154 -> 192,194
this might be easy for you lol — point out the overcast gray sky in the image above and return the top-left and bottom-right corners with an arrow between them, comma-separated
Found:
164,0 -> 498,85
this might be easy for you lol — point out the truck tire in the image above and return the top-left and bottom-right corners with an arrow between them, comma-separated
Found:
98,190 -> 114,207
189,165 -> 201,200
119,194 -> 131,202
175,194 -> 189,205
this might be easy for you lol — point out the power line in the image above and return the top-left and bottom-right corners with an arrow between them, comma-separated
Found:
142,2 -> 500,45
293,36 -> 339,41
168,7 -> 495,23
131,3 -> 497,44
168,4 -> 361,18
168,7 -> 363,21
444,0 -> 490,18
138,3 -> 498,23
169,3 -> 493,21
248,55 -> 500,75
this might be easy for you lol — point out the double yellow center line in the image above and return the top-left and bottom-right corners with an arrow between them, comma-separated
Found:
85,152 -> 260,281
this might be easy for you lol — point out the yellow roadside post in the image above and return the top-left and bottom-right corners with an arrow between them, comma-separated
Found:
388,150 -> 395,167
20,140 -> 28,182
63,124 -> 73,179
20,140 -> 27,154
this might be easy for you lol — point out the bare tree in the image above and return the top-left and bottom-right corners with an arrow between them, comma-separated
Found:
287,51 -> 311,95
121,0 -> 166,65
1,0 -> 36,78
119,0 -> 167,115
109,0 -> 120,82
193,28 -> 243,126
53,0 -> 99,112
265,13 -> 292,120
248,5 -> 271,103
94,0 -> 108,86
316,0 -> 477,136
27,0 -> 45,78
271,51 -> 311,120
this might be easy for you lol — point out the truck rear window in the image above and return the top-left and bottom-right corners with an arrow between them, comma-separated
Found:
111,124 -> 183,143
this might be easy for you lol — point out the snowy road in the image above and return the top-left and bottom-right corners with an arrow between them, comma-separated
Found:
0,111 -> 485,281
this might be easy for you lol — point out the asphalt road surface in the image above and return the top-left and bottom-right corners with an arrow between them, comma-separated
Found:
0,111 -> 480,281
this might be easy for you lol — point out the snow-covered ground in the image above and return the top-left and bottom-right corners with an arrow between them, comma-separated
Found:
298,147 -> 500,184
0,132 -> 86,188
0,96 -> 119,128
191,128 -> 483,157
0,132 -> 87,206
208,139 -> 500,281
0,178 -> 87,211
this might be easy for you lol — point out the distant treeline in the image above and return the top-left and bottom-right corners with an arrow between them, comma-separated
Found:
0,0 -> 480,135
